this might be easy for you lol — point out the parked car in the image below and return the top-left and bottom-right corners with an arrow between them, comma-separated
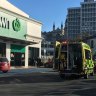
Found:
0,57 -> 10,73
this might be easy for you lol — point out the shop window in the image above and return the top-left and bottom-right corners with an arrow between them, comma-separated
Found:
29,47 -> 39,58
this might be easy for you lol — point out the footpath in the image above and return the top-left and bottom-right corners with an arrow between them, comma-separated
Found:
0,67 -> 58,77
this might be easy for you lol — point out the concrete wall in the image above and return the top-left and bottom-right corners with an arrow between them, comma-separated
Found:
27,21 -> 42,58
0,0 -> 29,17
27,21 -> 41,37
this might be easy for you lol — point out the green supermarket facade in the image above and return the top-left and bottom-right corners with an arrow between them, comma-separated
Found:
0,0 -> 42,68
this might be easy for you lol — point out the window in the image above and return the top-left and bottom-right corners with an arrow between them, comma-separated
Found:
41,50 -> 44,55
85,49 -> 91,60
29,47 -> 39,58
41,44 -> 44,47
49,44 -> 54,48
91,40 -> 94,48
61,45 -> 67,51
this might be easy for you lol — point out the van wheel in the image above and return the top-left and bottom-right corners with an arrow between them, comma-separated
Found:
84,73 -> 88,79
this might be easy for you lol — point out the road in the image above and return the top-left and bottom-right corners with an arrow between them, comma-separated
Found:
0,68 -> 96,96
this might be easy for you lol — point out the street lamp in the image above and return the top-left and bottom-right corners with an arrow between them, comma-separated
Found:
44,49 -> 46,59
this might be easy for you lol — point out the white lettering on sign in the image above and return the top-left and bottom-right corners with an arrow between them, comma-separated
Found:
0,17 -> 9,29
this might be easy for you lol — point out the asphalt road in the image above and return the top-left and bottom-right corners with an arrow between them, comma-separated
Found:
0,68 -> 96,96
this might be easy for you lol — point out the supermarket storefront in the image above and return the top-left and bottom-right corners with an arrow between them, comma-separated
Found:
0,3 -> 42,68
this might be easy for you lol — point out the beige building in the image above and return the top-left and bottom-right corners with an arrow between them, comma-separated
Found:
0,0 -> 42,68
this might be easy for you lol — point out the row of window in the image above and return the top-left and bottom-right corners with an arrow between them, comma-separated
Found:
68,22 -> 80,25
41,50 -> 54,56
68,13 -> 80,16
82,21 -> 96,24
81,29 -> 96,32
68,35 -> 79,40
41,44 -> 54,48
82,13 -> 96,17
68,10 -> 80,13
81,26 -> 96,31
68,18 -> 80,21
68,30 -> 80,34
82,4 -> 96,8
68,8 -> 96,15
82,8 -> 96,12
68,16 -> 80,19
81,31 -> 96,36
68,26 -> 80,29
82,18 -> 96,21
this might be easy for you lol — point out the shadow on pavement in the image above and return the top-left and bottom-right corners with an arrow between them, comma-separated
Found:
0,73 -> 64,84
73,88 -> 96,96
82,80 -> 96,84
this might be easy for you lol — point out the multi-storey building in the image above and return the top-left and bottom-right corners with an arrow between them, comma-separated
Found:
66,0 -> 96,40
67,7 -> 81,40
81,0 -> 96,37
65,0 -> 96,56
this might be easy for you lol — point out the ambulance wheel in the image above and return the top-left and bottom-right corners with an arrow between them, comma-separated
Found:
90,72 -> 94,76
84,73 -> 88,79
60,74 -> 65,79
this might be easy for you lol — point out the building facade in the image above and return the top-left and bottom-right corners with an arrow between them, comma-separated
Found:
0,0 -> 42,68
41,39 -> 54,63
81,0 -> 96,37
66,0 -> 96,40
66,7 -> 81,40
41,23 -> 64,63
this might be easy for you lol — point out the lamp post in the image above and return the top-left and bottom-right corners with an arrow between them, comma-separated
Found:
43,39 -> 46,63
44,49 -> 46,62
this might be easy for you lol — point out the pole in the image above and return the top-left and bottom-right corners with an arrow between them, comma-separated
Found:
67,34 -> 69,69
67,20 -> 69,69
